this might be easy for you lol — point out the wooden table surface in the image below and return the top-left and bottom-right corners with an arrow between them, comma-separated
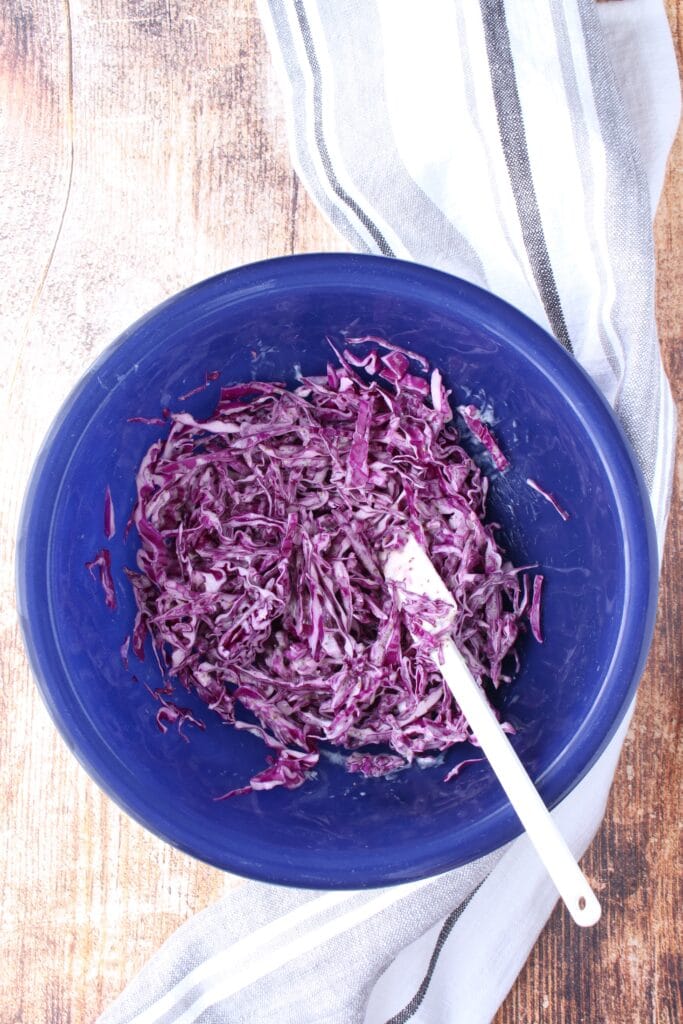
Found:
1,2 -> 680,1021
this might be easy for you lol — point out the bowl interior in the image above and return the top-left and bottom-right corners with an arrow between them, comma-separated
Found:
18,254 -> 656,886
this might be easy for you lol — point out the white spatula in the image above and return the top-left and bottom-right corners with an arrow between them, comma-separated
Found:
384,534 -> 601,927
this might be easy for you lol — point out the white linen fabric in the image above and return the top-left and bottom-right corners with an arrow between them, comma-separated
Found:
98,2 -> 679,1022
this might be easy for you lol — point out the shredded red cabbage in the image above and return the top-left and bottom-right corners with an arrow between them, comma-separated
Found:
148,688 -> 206,741
178,369 -> 220,402
529,574 -> 544,644
104,485 -> 116,539
346,752 -> 407,777
123,341 -> 540,795
127,408 -> 171,426
456,404 -> 509,471
443,755 -> 486,782
85,548 -> 117,610
526,477 -> 571,521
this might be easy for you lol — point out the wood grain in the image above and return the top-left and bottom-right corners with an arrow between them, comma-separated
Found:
1,3 -> 344,1021
493,13 -> 683,1020
0,1 -> 679,1022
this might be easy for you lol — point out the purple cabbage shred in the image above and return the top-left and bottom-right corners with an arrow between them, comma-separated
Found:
149,689 -> 206,741
443,756 -> 486,782
457,404 -> 509,472
178,369 -> 221,402
85,548 -> 117,610
104,485 -> 116,539
346,752 -> 407,777
124,340 -> 540,796
529,575 -> 544,644
526,478 -> 571,521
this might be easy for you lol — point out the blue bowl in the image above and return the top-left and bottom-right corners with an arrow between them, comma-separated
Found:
16,254 -> 657,887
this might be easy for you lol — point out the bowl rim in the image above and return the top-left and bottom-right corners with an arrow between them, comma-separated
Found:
15,253 -> 659,887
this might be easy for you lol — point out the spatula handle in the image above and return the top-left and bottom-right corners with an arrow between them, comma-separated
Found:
439,639 -> 601,927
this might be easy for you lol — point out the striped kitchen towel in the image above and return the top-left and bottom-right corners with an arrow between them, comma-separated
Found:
98,2 -> 679,1022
